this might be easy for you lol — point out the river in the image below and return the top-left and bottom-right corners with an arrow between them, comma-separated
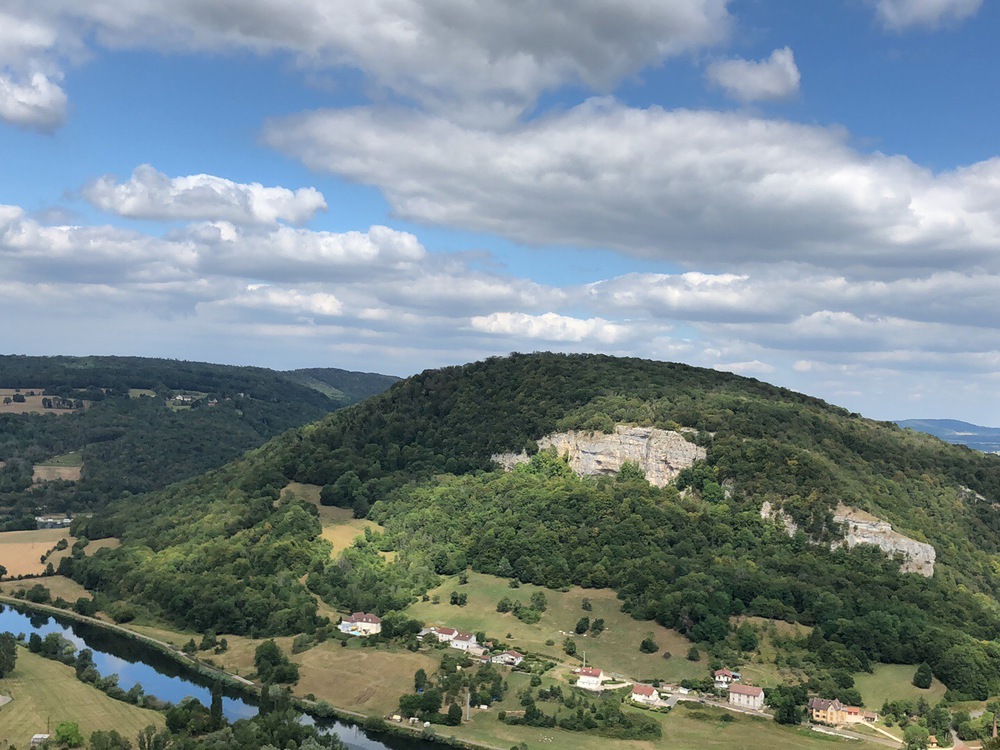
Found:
0,604 -> 434,750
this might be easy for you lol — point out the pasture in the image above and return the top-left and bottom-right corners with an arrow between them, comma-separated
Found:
0,647 -> 164,747
855,664 -> 947,707
0,529 -> 71,577
33,452 -> 84,483
0,388 -> 79,415
406,572 -> 705,684
282,482 -> 385,556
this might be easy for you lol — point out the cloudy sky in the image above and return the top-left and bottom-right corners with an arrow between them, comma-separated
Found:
2,0 -> 999,423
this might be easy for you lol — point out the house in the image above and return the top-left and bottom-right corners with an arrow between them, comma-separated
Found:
728,684 -> 764,711
576,667 -> 604,690
714,668 -> 740,689
808,698 -> 877,725
490,650 -> 525,667
630,684 -> 659,706
450,631 -> 478,651
434,626 -> 458,643
338,611 -> 382,636
35,515 -> 72,529
31,737 -> 50,749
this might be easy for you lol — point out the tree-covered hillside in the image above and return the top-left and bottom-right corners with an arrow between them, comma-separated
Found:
0,355 -> 396,524
285,367 -> 400,407
73,353 -> 1000,698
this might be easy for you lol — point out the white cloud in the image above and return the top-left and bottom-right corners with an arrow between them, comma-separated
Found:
706,47 -> 800,102
0,71 -> 66,131
713,360 -> 775,375
83,165 -> 327,225
875,0 -> 982,29
470,311 -> 631,344
1,1 -> 733,128
266,100 -> 1000,273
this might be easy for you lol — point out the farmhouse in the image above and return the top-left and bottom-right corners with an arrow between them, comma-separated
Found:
35,515 -> 72,529
338,612 -> 382,636
714,668 -> 740,689
576,667 -> 604,691
490,650 -> 525,667
808,698 -> 877,725
630,683 -> 659,705
433,626 -> 458,643
728,684 -> 764,711
450,631 -> 480,652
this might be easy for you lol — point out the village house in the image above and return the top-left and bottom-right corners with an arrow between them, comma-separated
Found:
31,736 -> 50,749
35,515 -> 72,529
630,683 -> 659,706
450,631 -> 479,651
338,612 -> 382,637
714,668 -> 740,690
433,626 -> 458,643
728,684 -> 764,711
576,667 -> 604,691
490,650 -> 525,667
808,698 -> 877,725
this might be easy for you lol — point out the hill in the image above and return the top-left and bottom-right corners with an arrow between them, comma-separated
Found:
72,353 -> 1000,701
285,367 -> 400,407
0,355 -> 397,526
897,418 -> 1000,453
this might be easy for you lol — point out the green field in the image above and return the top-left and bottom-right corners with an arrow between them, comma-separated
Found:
855,664 -> 947,707
406,572 -> 706,684
37,451 -> 84,468
0,647 -> 164,748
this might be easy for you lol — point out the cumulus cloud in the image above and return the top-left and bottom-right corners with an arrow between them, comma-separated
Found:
706,47 -> 800,102
0,71 -> 66,131
1,1 -> 733,127
266,100 -> 1000,273
83,165 -> 327,225
875,0 -> 982,29
470,311 -> 631,344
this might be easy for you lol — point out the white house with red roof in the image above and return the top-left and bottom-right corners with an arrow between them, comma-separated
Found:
714,668 -> 740,689
576,667 -> 604,691
728,684 -> 764,711
338,612 -> 382,637
490,650 -> 525,667
630,683 -> 659,705
433,626 -> 458,643
450,631 -> 479,651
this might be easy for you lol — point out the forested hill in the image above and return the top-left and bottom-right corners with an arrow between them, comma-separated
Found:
285,367 -> 400,407
0,354 -> 397,524
75,353 -> 1000,699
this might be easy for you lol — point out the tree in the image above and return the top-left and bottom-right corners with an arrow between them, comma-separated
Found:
687,647 -> 701,661
581,598 -> 592,612
55,721 -> 85,748
447,702 -> 463,726
563,638 -> 577,656
640,636 -> 659,653
590,618 -> 605,636
0,632 -> 17,677
903,723 -> 929,750
575,617 -> 590,634
912,662 -> 933,689
414,668 -> 427,691
529,591 -> 547,612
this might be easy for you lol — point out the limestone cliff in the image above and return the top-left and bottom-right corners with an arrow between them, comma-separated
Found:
492,425 -> 706,487
760,501 -> 936,577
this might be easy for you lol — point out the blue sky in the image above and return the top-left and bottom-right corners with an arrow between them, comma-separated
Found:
2,0 -> 1000,423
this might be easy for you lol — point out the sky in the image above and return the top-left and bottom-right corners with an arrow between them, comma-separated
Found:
2,0 -> 1000,423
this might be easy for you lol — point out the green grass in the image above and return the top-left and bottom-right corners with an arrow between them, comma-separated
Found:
0,647 -> 164,748
855,664 -> 947,707
37,451 -> 83,467
406,572 -> 706,684
128,389 -> 157,398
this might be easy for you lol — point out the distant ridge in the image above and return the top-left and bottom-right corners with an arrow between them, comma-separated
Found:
896,418 -> 1000,453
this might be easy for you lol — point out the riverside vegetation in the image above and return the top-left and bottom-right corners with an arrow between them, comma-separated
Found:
59,353 -> 1000,721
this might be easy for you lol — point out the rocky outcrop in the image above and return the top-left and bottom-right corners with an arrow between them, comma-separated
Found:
492,425 -> 705,487
760,501 -> 936,577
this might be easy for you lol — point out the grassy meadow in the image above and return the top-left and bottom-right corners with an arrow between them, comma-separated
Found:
0,529 -> 71,577
0,647 -> 163,747
406,572 -> 706,684
855,664 -> 947,707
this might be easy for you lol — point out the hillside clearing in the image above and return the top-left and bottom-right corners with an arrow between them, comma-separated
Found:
283,483 -> 385,556
0,647 -> 164,747
0,388 -> 79,415
2,575 -> 94,602
406,572 -> 705,684
0,528 -> 71,577
855,664 -> 947,707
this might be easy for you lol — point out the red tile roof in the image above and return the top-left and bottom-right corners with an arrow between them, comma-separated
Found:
729,684 -> 763,697
632,684 -> 657,697
579,667 -> 602,678
344,612 -> 381,624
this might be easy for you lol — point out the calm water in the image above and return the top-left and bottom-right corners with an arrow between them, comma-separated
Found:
0,605 -> 433,750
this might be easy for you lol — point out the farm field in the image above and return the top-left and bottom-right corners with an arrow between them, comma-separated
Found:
406,572 -> 706,684
282,483 -> 385,556
2,575 -> 94,602
0,387 -> 78,415
0,529 -> 71,577
0,647 -> 164,747
33,451 -> 84,483
855,664 -> 947,707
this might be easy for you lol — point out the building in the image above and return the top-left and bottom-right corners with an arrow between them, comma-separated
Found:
490,650 -> 525,667
433,626 -> 458,643
728,684 -> 764,711
714,668 -> 740,689
576,667 -> 604,690
450,631 -> 478,651
630,683 -> 659,705
808,698 -> 877,725
35,515 -> 72,529
338,611 -> 382,636
31,737 -> 50,749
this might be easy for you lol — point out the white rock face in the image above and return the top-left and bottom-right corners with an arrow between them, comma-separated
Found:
492,425 -> 706,487
760,501 -> 936,577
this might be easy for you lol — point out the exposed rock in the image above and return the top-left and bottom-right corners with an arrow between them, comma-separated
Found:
492,425 -> 706,487
760,501 -> 936,577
